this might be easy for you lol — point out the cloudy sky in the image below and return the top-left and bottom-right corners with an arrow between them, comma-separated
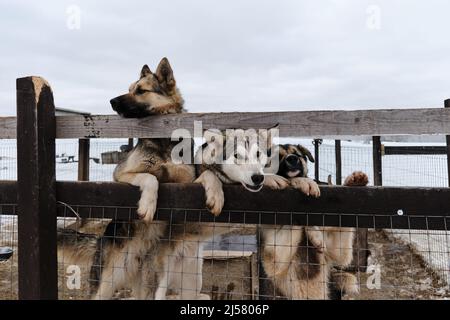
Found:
1,0 -> 450,116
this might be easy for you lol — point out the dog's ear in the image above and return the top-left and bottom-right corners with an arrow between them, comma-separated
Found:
155,57 -> 175,90
140,64 -> 152,78
259,124 -> 279,148
297,145 -> 315,163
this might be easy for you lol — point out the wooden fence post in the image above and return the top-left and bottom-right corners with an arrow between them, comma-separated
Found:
335,139 -> 342,185
445,99 -> 450,187
372,136 -> 383,186
128,138 -> 134,150
78,138 -> 90,181
313,139 -> 322,181
16,77 -> 58,299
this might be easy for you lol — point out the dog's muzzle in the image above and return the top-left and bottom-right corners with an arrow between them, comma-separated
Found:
285,154 -> 299,169
110,94 -> 150,118
241,174 -> 264,192
110,97 -> 121,112
283,154 -> 304,177
110,94 -> 128,114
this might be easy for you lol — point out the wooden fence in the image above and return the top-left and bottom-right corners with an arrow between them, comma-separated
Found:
1,76 -> 450,299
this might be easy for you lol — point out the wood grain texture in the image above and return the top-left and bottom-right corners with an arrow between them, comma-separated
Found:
372,136 -> 383,186
77,138 -> 89,181
1,181 -> 448,229
445,99 -> 450,187
0,117 -> 16,139
16,76 -> 58,300
53,108 -> 450,138
384,146 -> 447,155
2,107 -> 450,139
335,139 -> 342,185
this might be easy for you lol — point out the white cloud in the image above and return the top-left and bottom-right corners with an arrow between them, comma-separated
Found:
0,0 -> 450,115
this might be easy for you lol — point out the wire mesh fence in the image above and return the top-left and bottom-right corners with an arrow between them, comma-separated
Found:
312,139 -> 448,187
0,140 -> 16,181
1,202 -> 449,299
0,139 -> 130,181
51,207 -> 450,300
0,204 -> 17,300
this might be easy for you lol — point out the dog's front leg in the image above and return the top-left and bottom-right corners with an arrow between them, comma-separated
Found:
195,170 -> 224,216
322,227 -> 355,267
115,172 -> 158,222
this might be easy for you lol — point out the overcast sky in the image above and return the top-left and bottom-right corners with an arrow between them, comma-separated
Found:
1,0 -> 450,116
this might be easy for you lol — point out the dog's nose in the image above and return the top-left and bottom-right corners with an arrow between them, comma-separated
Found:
251,174 -> 264,185
110,98 -> 119,111
285,154 -> 299,168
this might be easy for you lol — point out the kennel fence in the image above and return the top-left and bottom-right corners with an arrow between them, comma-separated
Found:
1,76 -> 450,299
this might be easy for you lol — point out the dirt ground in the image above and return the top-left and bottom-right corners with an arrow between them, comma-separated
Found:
1,229 -> 449,300
344,230 -> 450,300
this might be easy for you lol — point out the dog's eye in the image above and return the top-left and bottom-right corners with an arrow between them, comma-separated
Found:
135,88 -> 148,95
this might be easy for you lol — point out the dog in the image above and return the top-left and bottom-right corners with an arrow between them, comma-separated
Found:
259,144 -> 366,299
58,58 -> 236,300
194,128 -> 273,216
193,135 -> 357,300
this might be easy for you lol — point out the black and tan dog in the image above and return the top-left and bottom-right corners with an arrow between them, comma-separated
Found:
260,144 -> 366,299
59,58 -> 238,300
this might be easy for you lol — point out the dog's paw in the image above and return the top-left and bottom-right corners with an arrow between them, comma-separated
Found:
264,175 -> 290,190
137,191 -> 157,222
290,177 -> 321,197
205,185 -> 224,216
196,170 -> 225,216
344,171 -> 369,186
332,271 -> 359,295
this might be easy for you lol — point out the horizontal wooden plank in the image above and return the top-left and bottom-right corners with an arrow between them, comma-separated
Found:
1,181 -> 449,230
0,117 -> 17,139
0,180 -> 17,203
384,146 -> 447,155
1,108 -> 450,139
54,108 -> 450,138
1,181 -> 449,229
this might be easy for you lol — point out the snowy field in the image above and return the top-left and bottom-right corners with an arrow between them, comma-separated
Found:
1,138 -> 449,289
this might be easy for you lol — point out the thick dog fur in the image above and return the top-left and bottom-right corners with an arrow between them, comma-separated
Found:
260,144 -> 368,299
57,60 -> 366,300
194,128 -> 271,215
58,59 -> 234,300
193,137 -> 359,299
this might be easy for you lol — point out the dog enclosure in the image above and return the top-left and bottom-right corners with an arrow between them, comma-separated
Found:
1,76 -> 450,299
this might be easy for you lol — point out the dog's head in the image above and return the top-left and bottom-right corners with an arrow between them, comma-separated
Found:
277,144 -> 314,178
110,57 -> 184,118
197,129 -> 276,192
